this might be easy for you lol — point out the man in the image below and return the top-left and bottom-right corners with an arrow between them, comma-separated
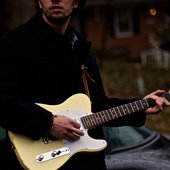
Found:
0,0 -> 169,169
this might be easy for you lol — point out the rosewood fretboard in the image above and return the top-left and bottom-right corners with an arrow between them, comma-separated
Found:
81,92 -> 170,129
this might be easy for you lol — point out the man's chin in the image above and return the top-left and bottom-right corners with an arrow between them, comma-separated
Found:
47,15 -> 70,24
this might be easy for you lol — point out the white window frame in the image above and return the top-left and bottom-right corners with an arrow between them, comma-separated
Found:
114,9 -> 134,38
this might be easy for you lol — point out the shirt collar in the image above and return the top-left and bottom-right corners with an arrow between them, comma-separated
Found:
70,31 -> 78,49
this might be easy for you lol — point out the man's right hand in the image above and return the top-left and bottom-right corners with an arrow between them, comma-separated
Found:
49,115 -> 84,142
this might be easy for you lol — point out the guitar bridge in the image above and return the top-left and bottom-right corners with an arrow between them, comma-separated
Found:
36,147 -> 70,162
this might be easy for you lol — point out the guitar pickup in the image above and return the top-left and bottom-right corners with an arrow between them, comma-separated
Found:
36,147 -> 70,163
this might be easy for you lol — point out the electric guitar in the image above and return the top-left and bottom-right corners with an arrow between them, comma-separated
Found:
8,93 -> 170,170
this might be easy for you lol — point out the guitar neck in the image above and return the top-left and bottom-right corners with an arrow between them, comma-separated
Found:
81,92 -> 170,129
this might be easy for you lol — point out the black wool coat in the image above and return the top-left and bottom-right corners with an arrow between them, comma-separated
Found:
0,13 -> 146,170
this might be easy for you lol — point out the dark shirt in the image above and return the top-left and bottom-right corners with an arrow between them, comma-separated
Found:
0,13 -> 146,170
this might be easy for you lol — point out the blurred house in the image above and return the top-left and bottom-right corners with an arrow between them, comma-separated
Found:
0,0 -> 170,62
0,0 -> 36,34
71,0 -> 170,60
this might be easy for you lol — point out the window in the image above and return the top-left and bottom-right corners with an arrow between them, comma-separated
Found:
114,8 -> 134,38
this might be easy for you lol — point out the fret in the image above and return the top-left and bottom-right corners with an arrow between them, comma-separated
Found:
86,115 -> 95,128
136,100 -> 145,110
131,102 -> 138,112
89,115 -> 97,128
105,110 -> 112,121
101,111 -> 108,123
99,111 -> 105,123
84,116 -> 91,128
94,112 -> 102,125
94,112 -> 100,125
122,104 -> 129,115
120,106 -> 124,116
112,109 -> 117,119
134,101 -> 140,112
104,111 -> 110,121
124,104 -> 130,114
121,105 -> 127,115
101,111 -> 108,122
117,106 -> 123,117
88,115 -> 94,128
139,100 -> 145,109
97,112 -> 101,123
81,117 -> 88,129
141,99 -> 150,108
145,99 -> 150,107
109,109 -> 114,120
88,114 -> 96,127
120,105 -> 126,116
108,109 -> 116,120
127,103 -> 133,113
113,108 -> 119,118
130,103 -> 135,112
98,112 -> 104,124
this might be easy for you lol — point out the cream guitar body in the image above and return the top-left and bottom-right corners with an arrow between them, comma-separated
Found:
8,93 -> 107,170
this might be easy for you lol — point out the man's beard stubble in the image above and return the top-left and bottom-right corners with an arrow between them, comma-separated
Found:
44,12 -> 71,25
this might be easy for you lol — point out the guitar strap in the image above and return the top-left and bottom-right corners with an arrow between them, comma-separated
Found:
81,64 -> 95,100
